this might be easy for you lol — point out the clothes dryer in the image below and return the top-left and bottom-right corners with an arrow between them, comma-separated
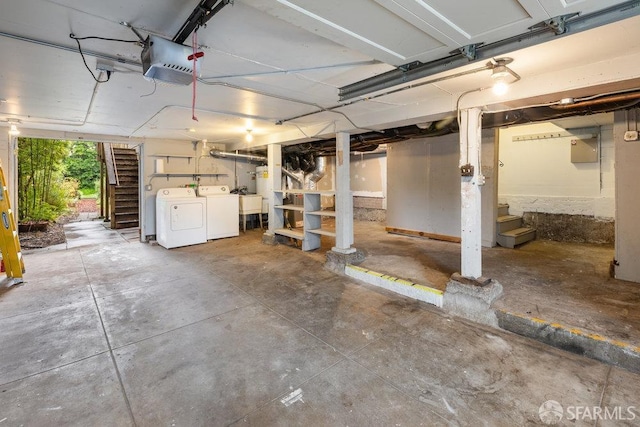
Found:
155,188 -> 207,249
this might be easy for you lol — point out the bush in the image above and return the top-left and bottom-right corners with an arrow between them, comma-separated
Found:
18,138 -> 71,222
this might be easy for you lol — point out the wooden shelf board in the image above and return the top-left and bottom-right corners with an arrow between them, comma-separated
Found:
274,189 -> 335,195
150,154 -> 195,158
306,228 -> 336,237
306,210 -> 336,217
274,204 -> 305,212
274,228 -> 304,239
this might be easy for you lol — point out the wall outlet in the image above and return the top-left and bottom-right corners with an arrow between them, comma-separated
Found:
624,130 -> 639,141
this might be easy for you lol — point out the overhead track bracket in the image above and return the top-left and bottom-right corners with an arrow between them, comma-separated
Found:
173,0 -> 232,44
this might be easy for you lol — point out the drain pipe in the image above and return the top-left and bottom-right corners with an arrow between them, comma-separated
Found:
209,149 -> 267,163
304,156 -> 327,190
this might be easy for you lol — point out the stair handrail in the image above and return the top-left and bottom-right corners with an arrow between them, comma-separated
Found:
102,143 -> 119,186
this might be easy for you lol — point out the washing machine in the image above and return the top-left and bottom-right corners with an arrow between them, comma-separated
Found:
155,187 -> 207,249
197,185 -> 239,240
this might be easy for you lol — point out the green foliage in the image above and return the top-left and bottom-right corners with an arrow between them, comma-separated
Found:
64,141 -> 100,190
79,187 -> 98,198
17,138 -> 73,222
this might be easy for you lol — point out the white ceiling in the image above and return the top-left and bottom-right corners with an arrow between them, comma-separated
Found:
0,0 -> 638,147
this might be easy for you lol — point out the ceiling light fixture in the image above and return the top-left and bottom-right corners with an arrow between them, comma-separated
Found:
245,129 -> 253,143
490,58 -> 520,96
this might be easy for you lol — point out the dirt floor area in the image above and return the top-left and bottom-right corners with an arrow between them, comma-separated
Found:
18,198 -> 99,249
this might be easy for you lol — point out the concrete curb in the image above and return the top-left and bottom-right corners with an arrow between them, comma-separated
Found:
345,264 -> 443,307
443,276 -> 503,328
497,310 -> 640,374
341,265 -> 639,373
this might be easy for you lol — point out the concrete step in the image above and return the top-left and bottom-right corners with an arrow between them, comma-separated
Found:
497,215 -> 522,233
498,203 -> 510,217
497,227 -> 536,248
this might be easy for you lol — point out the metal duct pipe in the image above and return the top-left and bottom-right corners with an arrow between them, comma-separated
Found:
304,156 -> 327,190
209,149 -> 267,163
282,167 -> 303,183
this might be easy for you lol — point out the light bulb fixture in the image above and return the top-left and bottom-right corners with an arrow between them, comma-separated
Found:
490,58 -> 520,96
245,129 -> 253,143
7,119 -> 21,136
492,79 -> 509,96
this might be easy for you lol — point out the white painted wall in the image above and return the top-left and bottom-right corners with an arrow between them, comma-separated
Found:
614,108 -> 640,283
386,130 -> 497,246
351,151 -> 387,206
141,141 -> 258,238
498,122 -> 614,218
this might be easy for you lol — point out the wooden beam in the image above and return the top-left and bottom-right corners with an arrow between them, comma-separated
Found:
385,227 -> 461,243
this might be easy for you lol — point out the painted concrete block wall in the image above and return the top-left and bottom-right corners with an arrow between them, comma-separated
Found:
351,151 -> 387,220
142,141 -> 258,238
498,122 -> 614,218
351,152 -> 386,200
387,131 -> 496,246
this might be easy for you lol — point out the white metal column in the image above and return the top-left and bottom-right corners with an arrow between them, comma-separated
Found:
266,144 -> 283,234
459,108 -> 483,278
332,132 -> 355,254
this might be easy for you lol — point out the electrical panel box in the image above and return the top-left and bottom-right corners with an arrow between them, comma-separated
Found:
570,137 -> 598,163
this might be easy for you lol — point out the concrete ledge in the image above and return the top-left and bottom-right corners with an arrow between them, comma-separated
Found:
262,232 -> 278,245
325,249 -> 365,274
262,232 -> 290,246
443,274 -> 503,327
497,310 -> 640,374
345,264 -> 443,308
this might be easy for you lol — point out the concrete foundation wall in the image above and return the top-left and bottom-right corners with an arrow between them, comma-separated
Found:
498,122 -> 614,219
523,212 -> 614,244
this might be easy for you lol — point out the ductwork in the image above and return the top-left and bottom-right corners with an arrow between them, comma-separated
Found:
209,149 -> 267,164
281,89 -> 640,157
282,167 -> 303,183
304,156 -> 326,190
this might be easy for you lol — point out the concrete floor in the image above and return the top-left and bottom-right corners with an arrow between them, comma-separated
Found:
354,222 -> 640,353
1,221 -> 639,425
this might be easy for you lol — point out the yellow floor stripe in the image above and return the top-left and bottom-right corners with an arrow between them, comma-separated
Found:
501,310 -> 640,353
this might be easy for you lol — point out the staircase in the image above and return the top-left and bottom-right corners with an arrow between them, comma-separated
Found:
99,144 -> 140,229
496,203 -> 536,248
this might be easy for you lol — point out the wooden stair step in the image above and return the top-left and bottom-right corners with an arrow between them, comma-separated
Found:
497,203 -> 510,217
497,214 -> 522,233
497,227 -> 536,249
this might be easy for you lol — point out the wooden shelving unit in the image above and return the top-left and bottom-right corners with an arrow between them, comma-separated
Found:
273,190 -> 335,251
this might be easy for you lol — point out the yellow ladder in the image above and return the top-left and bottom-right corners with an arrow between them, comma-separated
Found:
0,162 -> 24,284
